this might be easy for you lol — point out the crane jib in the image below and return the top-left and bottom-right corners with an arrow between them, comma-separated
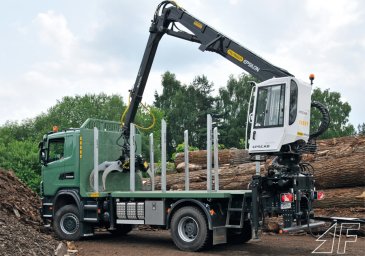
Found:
123,1 -> 293,133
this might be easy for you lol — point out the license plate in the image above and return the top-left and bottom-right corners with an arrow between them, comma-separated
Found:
281,202 -> 292,210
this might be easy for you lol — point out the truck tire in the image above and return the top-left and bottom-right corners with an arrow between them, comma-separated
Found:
170,206 -> 211,251
109,224 -> 133,236
53,204 -> 82,240
227,221 -> 252,244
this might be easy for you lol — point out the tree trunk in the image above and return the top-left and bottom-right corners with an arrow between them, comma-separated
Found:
153,163 -> 260,191
174,148 -> 250,168
311,154 -> 365,189
168,136 -> 365,189
314,187 -> 365,208
303,135 -> 365,189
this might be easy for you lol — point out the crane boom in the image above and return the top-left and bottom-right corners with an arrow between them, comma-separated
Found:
122,1 -> 293,135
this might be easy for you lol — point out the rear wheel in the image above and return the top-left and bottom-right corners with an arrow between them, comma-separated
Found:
53,205 -> 82,240
170,206 -> 211,251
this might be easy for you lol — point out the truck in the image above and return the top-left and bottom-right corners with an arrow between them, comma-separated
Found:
39,1 -> 330,251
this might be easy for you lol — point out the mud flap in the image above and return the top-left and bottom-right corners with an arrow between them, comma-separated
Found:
213,227 -> 227,245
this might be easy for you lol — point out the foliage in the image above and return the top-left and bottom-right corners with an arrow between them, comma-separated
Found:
171,143 -> 199,160
0,139 -> 40,192
0,94 -> 125,143
357,123 -> 365,135
39,93 -> 125,135
154,161 -> 176,174
154,72 -> 218,157
174,143 -> 199,153
0,93 -> 167,192
0,93 -> 126,192
311,88 -> 355,139
134,106 -> 164,161
216,74 -> 256,148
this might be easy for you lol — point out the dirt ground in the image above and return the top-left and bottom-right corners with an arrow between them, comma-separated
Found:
76,229 -> 365,256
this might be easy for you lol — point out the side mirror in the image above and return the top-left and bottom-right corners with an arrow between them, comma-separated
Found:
38,141 -> 47,166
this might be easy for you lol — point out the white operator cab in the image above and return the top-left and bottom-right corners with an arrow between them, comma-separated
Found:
248,77 -> 312,154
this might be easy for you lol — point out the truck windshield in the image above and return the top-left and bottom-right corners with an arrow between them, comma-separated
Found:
254,84 -> 285,128
48,138 -> 65,163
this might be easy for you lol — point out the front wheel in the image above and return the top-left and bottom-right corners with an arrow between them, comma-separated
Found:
53,205 -> 82,240
170,206 -> 211,251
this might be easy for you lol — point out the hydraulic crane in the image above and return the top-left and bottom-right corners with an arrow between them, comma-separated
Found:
120,0 -> 330,238
121,1 -> 329,155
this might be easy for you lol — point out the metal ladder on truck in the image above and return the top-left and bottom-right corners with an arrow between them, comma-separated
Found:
225,194 -> 248,228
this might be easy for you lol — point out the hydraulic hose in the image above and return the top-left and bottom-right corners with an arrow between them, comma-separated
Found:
309,101 -> 330,140
120,93 -> 156,131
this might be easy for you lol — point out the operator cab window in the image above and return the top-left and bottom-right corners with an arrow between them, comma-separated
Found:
254,84 -> 285,128
289,80 -> 298,125
48,138 -> 65,163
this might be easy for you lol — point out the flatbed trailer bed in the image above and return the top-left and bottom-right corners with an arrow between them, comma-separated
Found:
90,190 -> 252,199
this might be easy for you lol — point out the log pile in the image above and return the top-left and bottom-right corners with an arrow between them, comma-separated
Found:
154,136 -> 365,212
313,187 -> 364,208
303,136 -> 365,189
174,148 -> 250,171
154,163 -> 260,191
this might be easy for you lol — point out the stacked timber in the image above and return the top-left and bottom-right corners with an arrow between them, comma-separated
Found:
174,148 -> 250,171
153,136 -> 365,210
303,136 -> 365,189
154,163 -> 262,191
303,136 -> 365,209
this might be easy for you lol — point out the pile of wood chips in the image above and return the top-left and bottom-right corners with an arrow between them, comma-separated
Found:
0,169 -> 59,256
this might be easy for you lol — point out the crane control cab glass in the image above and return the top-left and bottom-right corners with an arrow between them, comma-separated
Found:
254,84 -> 285,128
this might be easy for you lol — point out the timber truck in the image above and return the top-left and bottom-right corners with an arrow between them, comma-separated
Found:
39,1 -> 330,251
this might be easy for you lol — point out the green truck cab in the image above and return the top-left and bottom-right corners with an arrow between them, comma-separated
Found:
39,119 -> 145,238
39,119 -> 142,197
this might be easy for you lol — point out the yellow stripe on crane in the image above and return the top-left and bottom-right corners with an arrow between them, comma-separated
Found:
227,49 -> 244,62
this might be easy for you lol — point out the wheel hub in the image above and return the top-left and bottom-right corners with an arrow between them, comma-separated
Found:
60,213 -> 79,235
178,216 -> 199,242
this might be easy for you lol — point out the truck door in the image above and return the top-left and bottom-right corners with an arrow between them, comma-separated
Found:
43,136 -> 65,195
43,134 -> 77,195
249,79 -> 287,153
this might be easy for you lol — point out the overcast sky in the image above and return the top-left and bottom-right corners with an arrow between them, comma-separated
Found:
0,0 -> 364,128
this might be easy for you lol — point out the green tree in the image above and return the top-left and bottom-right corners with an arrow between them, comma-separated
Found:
0,93 -> 126,143
311,88 -> 355,139
38,93 -> 125,134
154,72 -> 217,157
133,106 -> 164,161
0,139 -> 40,191
154,72 -> 185,156
357,123 -> 365,135
216,74 -> 255,148
0,93 -> 168,191
0,93 -> 127,192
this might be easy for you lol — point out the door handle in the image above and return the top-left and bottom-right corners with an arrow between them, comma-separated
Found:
253,131 -> 256,140
59,172 -> 74,180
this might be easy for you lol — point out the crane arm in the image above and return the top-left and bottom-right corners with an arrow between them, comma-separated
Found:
122,1 -> 293,135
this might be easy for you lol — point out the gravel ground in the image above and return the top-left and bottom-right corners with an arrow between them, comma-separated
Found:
76,229 -> 365,256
